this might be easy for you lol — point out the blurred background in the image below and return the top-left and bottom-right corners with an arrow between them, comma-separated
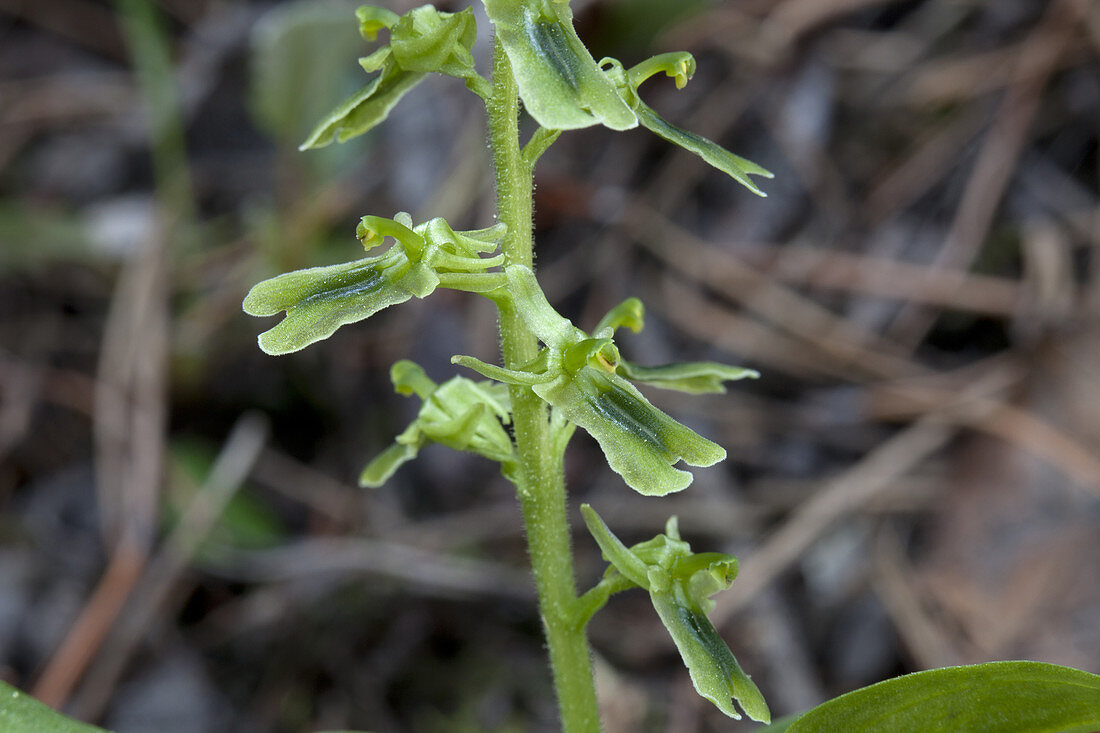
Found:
2,0 -> 1100,730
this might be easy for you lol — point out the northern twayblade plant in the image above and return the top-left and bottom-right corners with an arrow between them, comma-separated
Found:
243,2 -> 771,729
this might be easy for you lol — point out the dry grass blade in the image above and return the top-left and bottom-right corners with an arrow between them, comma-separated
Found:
208,537 -> 532,602
869,383 -> 1100,497
871,528 -> 961,670
884,0 -> 1089,347
738,243 -> 1021,316
712,366 -> 1019,625
630,207 -> 923,380
68,413 -> 269,721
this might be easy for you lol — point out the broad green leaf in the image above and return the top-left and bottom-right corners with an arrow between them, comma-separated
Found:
618,360 -> 759,394
534,367 -> 724,496
580,505 -> 768,722
786,661 -> 1100,733
0,681 -> 106,732
361,360 -> 516,487
483,0 -> 636,130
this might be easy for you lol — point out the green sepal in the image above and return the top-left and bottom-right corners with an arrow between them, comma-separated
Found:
244,215 -> 505,355
627,51 -> 696,91
361,360 -> 516,487
533,365 -> 724,496
483,0 -> 637,131
391,6 -> 478,80
618,360 -> 759,395
580,504 -> 769,723
391,358 -> 437,399
595,297 -> 645,335
451,354 -> 551,387
355,5 -> 399,41
600,56 -> 773,196
580,503 -> 651,587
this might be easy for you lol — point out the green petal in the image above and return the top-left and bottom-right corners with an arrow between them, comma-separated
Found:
533,367 -> 725,496
594,297 -> 645,335
243,254 -> 427,355
300,62 -> 426,149
484,0 -> 636,130
618,360 -> 759,394
360,439 -> 420,487
390,6 -> 478,79
635,101 -> 772,196
651,590 -> 770,722
391,359 -> 437,399
356,5 -> 399,41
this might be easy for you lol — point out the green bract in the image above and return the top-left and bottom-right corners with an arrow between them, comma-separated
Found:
483,0 -> 637,130
243,213 -> 504,355
601,54 -> 773,196
301,5 -> 481,149
581,505 -> 770,723
453,265 -> 756,496
361,360 -> 517,486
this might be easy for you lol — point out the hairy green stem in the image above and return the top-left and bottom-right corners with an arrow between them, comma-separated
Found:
487,39 -> 601,732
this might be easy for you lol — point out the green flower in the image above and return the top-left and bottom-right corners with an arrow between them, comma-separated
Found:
301,4 -> 482,149
581,504 -> 770,723
243,213 -> 504,355
483,0 -> 637,130
361,360 -> 517,486
454,265 -> 755,496
601,53 -> 773,196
